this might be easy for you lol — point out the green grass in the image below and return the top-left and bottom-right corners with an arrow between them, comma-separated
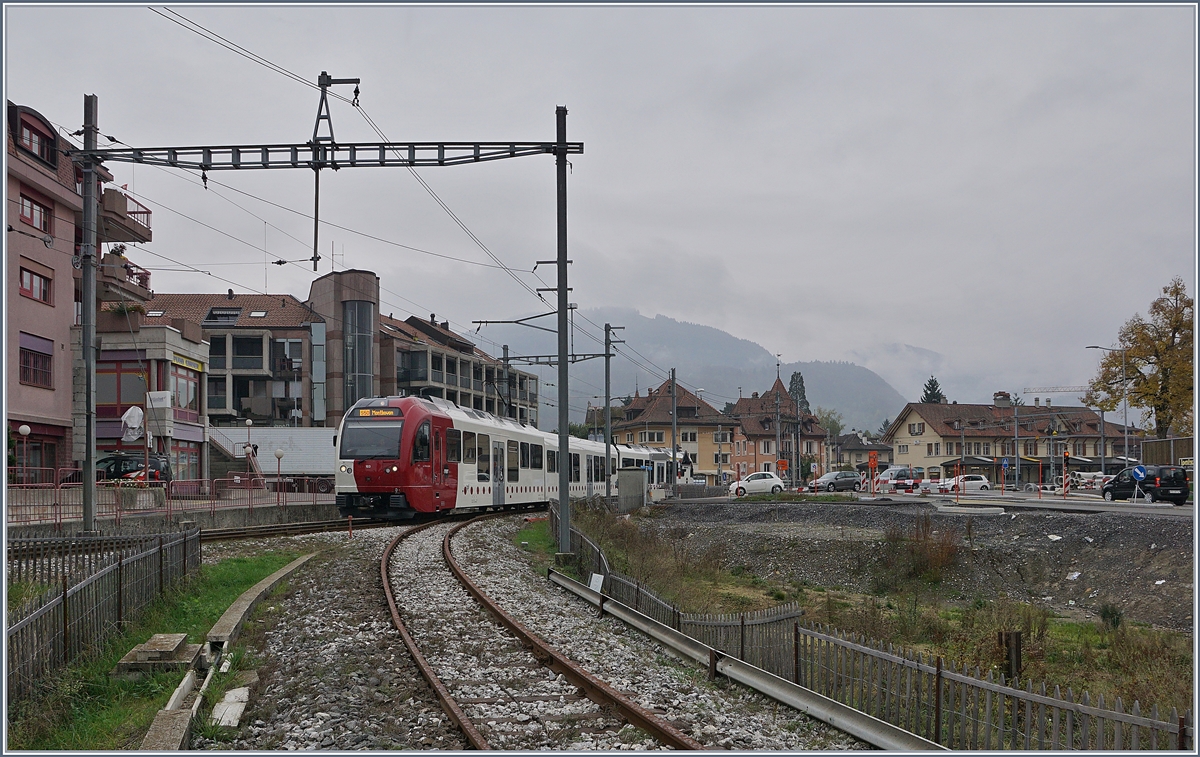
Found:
7,551 -> 301,751
7,579 -> 53,614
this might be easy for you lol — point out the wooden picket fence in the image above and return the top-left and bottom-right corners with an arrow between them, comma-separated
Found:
551,507 -> 1193,750
6,529 -> 201,705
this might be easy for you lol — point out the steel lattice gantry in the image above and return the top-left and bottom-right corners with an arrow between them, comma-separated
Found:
81,141 -> 582,171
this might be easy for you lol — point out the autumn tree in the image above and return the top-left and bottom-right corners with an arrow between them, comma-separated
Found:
1083,277 -> 1193,438
815,406 -> 844,438
788,371 -> 811,415
920,376 -> 946,404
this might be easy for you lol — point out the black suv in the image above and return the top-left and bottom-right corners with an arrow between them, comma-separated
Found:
1101,465 -> 1189,505
96,453 -> 173,484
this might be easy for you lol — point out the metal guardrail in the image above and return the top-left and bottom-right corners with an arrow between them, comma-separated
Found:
548,569 -> 941,751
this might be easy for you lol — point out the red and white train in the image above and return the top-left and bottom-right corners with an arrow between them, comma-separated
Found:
334,395 -> 672,520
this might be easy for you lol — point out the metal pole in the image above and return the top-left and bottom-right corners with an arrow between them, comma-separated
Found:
555,105 -> 571,553
604,324 -> 612,500
502,345 -> 511,418
81,94 -> 99,533
1122,349 -> 1129,464
1100,409 -> 1106,476
1013,401 -> 1019,490
670,369 -> 677,497
717,423 -> 723,485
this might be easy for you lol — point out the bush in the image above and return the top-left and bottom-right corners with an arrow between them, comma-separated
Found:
1099,603 -> 1123,631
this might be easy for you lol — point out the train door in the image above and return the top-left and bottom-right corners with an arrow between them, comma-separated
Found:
440,426 -> 460,509
492,440 -> 505,506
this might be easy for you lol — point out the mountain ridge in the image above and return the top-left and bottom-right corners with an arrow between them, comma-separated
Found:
476,307 -> 909,433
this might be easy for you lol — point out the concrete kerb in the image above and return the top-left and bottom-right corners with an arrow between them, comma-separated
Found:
140,552 -> 318,750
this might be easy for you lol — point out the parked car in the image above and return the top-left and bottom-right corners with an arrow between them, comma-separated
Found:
875,467 -> 920,489
96,453 -> 172,484
809,470 -> 861,492
728,471 -> 785,496
937,474 -> 991,494
1101,465 -> 1189,505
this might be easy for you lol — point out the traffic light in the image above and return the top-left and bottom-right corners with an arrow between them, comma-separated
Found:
1063,449 -> 1070,466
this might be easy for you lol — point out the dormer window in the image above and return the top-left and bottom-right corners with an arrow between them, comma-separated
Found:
18,116 -> 55,166
204,307 -> 241,324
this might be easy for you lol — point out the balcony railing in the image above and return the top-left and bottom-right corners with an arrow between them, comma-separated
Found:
126,194 -> 152,230
397,367 -> 428,382
232,356 -> 263,370
431,370 -> 443,384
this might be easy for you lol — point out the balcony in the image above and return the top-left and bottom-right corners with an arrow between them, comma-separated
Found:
97,188 -> 153,244
397,367 -> 428,382
96,253 -> 152,304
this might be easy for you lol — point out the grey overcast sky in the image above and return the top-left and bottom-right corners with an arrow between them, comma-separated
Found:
5,4 -> 1195,405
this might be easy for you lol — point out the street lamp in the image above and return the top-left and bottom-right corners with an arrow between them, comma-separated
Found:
18,424 -> 31,483
244,418 -> 254,472
274,449 -> 284,505
1087,345 -> 1128,468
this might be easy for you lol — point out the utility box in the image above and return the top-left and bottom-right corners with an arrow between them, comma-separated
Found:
617,467 -> 648,513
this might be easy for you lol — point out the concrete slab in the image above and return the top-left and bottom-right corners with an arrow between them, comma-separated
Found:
115,643 -> 202,676
210,687 -> 249,728
141,709 -> 192,750
137,633 -> 188,661
936,504 -> 1005,516
164,670 -> 197,711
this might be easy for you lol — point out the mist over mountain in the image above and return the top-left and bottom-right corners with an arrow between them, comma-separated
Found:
476,307 -> 908,432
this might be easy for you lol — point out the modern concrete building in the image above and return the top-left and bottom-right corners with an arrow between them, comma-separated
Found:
305,269 -> 378,426
144,293 -> 325,428
380,313 -> 540,425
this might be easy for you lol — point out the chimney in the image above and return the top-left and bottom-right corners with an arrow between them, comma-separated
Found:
441,321 -> 450,330
227,288 -> 234,300
751,392 -> 759,399
1034,397 -> 1040,406
1045,398 -> 1052,408
430,313 -> 437,325
993,391 -> 1011,408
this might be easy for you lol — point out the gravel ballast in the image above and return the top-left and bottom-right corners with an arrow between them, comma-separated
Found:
453,516 -> 867,750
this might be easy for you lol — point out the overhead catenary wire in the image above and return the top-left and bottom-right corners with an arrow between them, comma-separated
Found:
143,8 -> 701,408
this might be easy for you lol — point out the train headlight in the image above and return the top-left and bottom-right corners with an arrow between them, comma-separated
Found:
388,466 -> 398,473
339,464 -> 350,473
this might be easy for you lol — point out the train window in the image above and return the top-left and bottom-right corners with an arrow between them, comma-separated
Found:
520,442 -> 530,469
586,455 -> 593,483
339,421 -> 404,459
446,429 -> 462,463
463,431 -> 476,464
622,458 -> 633,468
570,453 -> 580,483
412,421 -> 431,462
507,440 -> 520,481
530,444 -> 543,469
476,434 -> 490,482
547,450 -> 557,473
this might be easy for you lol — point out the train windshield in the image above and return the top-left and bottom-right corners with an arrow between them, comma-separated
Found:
340,422 -> 404,459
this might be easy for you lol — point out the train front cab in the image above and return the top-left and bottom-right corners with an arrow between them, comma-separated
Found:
336,397 -> 459,520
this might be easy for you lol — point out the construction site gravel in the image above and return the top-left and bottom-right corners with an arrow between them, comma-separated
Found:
644,499 -> 1194,632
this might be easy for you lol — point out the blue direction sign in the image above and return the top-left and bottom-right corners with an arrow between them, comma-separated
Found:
1132,465 -> 1148,481
1001,458 -> 1010,470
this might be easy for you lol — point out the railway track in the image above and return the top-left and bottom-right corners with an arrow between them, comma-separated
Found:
381,516 -> 703,750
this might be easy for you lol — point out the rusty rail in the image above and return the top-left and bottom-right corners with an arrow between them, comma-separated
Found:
443,513 -> 704,751
380,523 -> 491,750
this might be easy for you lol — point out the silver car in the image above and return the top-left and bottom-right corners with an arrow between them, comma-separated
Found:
729,471 -> 785,496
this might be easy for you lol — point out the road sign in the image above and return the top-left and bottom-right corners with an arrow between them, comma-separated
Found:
810,463 -> 818,473
1001,458 -> 1009,469
777,459 -> 788,472
1132,465 -> 1147,481
868,450 -> 878,467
